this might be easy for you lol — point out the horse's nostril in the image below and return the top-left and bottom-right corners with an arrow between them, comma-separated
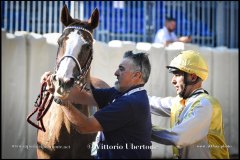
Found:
65,78 -> 74,89
68,78 -> 75,87
52,75 -> 57,81
58,78 -> 64,86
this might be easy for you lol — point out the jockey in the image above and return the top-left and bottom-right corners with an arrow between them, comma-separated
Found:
149,50 -> 230,159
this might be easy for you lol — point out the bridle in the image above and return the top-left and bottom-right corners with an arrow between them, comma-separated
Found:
27,26 -> 93,132
54,26 -> 93,91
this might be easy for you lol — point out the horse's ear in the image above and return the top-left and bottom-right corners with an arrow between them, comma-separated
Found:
61,4 -> 74,26
88,8 -> 99,29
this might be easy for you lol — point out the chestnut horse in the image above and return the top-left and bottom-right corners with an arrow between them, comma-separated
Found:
36,5 -> 109,158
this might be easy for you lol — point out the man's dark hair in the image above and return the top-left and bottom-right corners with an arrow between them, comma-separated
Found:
123,51 -> 151,83
165,17 -> 176,22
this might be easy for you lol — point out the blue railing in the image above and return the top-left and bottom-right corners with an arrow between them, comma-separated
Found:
1,1 -> 238,48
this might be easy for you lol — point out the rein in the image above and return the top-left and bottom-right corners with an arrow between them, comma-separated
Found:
27,26 -> 93,132
26,82 -> 54,132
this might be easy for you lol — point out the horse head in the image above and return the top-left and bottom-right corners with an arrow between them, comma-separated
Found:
53,4 -> 99,99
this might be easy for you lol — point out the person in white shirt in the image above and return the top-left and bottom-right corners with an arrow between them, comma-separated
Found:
149,50 -> 229,159
154,17 -> 192,46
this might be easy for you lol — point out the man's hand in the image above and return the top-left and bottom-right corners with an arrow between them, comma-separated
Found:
178,36 -> 192,43
40,71 -> 55,94
66,86 -> 97,106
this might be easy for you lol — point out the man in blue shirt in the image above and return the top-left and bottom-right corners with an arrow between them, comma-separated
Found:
41,51 -> 152,159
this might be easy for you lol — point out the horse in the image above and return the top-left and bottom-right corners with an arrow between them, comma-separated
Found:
35,5 -> 109,159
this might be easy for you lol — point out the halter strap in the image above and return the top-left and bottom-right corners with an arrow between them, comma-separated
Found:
57,55 -> 82,74
64,26 -> 93,39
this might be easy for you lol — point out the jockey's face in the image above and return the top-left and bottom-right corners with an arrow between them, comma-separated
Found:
171,70 -> 185,96
171,70 -> 199,98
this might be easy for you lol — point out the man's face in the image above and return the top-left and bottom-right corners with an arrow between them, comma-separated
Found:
114,58 -> 137,92
166,21 -> 176,32
171,71 -> 185,96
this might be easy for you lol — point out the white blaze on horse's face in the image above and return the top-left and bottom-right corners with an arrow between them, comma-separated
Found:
56,30 -> 86,83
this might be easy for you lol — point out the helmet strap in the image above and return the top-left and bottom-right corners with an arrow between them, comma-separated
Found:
179,72 -> 188,99
180,72 -> 200,99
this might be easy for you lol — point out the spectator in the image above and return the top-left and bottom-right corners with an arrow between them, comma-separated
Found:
154,17 -> 192,46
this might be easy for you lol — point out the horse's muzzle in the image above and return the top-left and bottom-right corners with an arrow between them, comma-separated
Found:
52,76 -> 74,99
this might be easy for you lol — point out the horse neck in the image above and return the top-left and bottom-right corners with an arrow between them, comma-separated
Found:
76,68 -> 92,117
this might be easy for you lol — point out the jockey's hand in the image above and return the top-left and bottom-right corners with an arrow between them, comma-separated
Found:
40,71 -> 55,94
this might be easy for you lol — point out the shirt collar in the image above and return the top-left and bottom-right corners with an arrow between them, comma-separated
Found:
179,88 -> 208,106
114,84 -> 145,99
120,84 -> 144,96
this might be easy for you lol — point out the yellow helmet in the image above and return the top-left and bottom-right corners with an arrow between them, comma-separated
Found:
166,50 -> 208,81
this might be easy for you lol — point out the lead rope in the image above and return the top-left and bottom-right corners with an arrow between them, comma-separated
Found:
26,81 -> 54,132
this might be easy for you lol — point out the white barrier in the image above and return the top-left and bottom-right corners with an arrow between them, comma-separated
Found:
2,30 -> 28,159
1,30 -> 239,158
